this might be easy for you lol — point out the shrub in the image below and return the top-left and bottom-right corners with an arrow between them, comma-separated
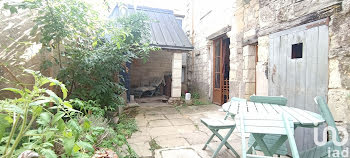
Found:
4,0 -> 158,113
70,99 -> 106,117
0,70 -> 93,158
0,69 -> 140,157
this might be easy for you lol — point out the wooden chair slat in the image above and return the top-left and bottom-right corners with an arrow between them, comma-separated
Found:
200,118 -> 235,129
249,96 -> 288,106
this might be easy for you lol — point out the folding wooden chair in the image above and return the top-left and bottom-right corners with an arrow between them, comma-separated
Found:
237,112 -> 300,158
247,96 -> 289,156
299,96 -> 343,158
201,118 -> 240,158
201,98 -> 244,158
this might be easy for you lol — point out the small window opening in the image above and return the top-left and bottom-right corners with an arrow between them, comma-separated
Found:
292,43 -> 303,59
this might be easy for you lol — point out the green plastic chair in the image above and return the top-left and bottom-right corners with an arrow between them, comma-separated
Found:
299,96 -> 343,158
238,112 -> 300,158
247,96 -> 289,156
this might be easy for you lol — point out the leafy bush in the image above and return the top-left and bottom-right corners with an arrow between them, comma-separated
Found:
0,69 -> 140,157
4,0 -> 158,113
0,70 -> 92,158
70,99 -> 106,117
80,115 -> 138,158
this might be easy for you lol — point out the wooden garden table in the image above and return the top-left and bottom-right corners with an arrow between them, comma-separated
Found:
222,101 -> 326,156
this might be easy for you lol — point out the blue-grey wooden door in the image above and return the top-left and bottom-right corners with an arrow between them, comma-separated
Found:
268,18 -> 329,151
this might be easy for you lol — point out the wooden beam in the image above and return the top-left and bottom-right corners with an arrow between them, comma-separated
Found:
258,1 -> 342,37
242,35 -> 258,46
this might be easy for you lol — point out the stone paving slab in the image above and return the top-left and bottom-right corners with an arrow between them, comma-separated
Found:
145,114 -> 167,121
128,135 -> 151,144
169,118 -> 193,126
149,119 -> 172,127
129,142 -> 153,158
182,131 -> 210,145
155,144 -> 238,158
164,113 -> 183,119
174,124 -> 197,134
136,119 -> 148,127
154,135 -> 190,148
149,126 -> 179,137
127,102 -> 245,158
155,147 -> 201,158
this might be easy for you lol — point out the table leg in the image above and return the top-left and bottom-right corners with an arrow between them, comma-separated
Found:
252,134 -> 273,156
269,135 -> 288,154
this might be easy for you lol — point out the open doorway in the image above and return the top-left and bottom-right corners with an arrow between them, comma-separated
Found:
212,37 -> 230,105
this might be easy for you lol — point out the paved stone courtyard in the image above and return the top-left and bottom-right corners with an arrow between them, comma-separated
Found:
127,101 -> 243,158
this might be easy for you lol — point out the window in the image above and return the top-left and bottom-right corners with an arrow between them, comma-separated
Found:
292,43 -> 303,59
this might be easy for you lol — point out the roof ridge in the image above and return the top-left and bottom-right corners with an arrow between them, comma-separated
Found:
125,4 -> 174,14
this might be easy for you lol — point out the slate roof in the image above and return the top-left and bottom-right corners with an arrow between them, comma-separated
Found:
109,5 -> 193,51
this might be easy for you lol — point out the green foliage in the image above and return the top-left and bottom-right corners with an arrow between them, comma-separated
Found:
0,70 -> 137,157
0,70 -> 93,158
70,99 -> 105,117
104,111 -> 139,158
3,0 -> 157,156
4,0 -> 159,113
114,114 -> 138,138
181,92 -> 210,106
149,138 -> 161,152
58,12 -> 158,110
75,113 -> 139,158
192,92 -> 200,100
192,99 -> 209,106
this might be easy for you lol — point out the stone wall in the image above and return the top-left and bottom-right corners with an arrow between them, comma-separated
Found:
328,0 -> 350,147
0,2 -> 56,99
183,0 -> 235,100
230,0 -> 260,99
257,0 -> 350,147
129,50 -> 173,88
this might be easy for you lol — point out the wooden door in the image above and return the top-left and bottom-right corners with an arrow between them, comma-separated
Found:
213,39 -> 223,104
268,19 -> 329,151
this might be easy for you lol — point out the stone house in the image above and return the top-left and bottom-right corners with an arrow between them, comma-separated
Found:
184,0 -> 349,150
110,5 -> 193,102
